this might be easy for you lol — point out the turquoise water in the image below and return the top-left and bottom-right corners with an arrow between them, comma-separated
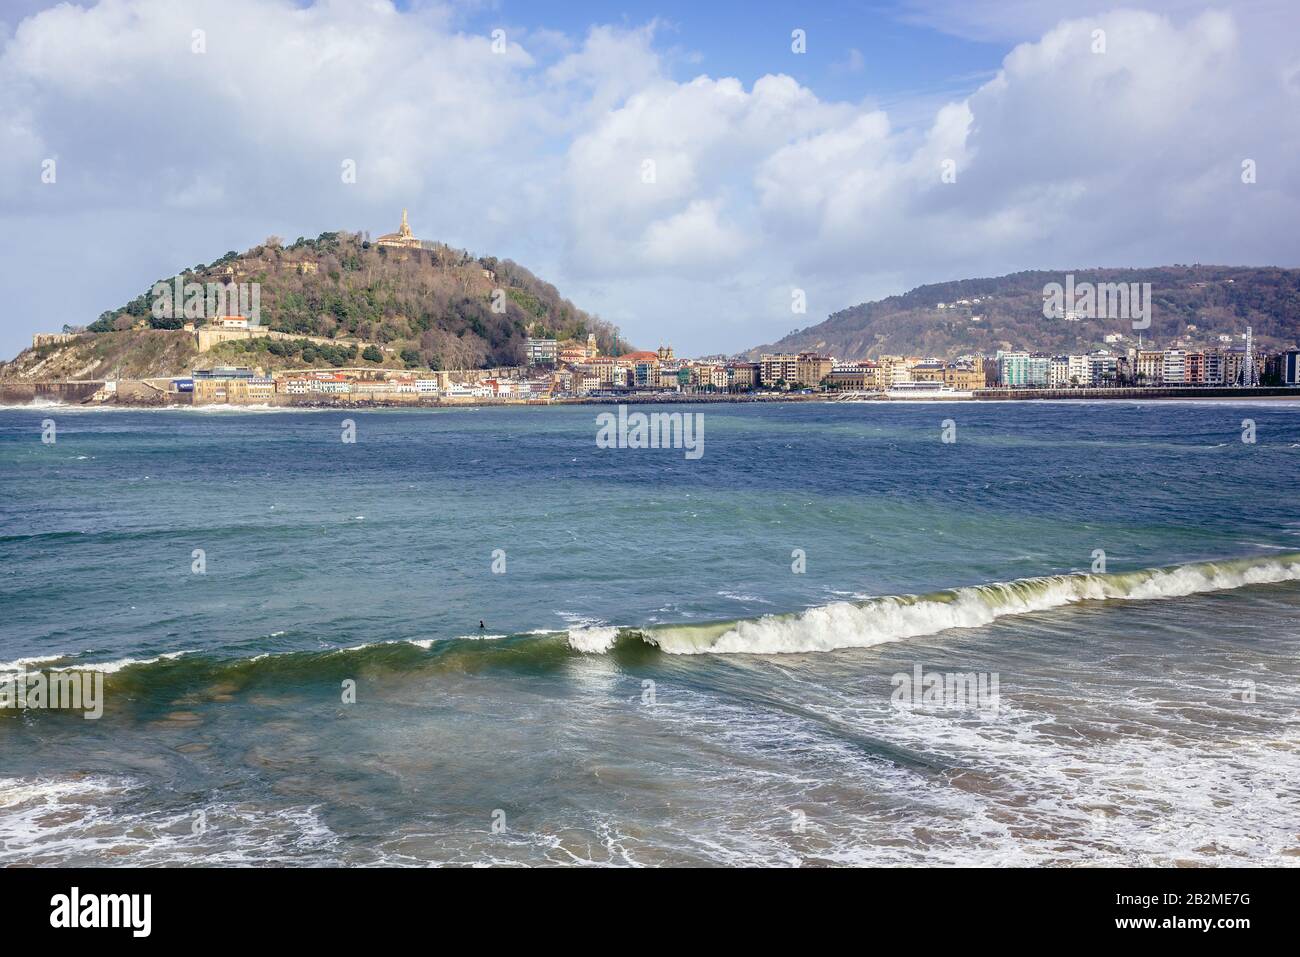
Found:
1,400 -> 1298,864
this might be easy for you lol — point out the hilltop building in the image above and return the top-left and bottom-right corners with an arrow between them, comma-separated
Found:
376,209 -> 422,250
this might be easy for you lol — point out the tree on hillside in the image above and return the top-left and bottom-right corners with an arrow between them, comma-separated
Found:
83,231 -> 627,369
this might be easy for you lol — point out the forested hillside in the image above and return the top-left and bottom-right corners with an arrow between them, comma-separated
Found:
748,266 -> 1300,360
82,231 -> 621,371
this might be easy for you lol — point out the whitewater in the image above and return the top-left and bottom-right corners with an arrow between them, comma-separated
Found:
4,401 -> 1299,866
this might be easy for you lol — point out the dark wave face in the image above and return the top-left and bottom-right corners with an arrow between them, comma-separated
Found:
2,401 -> 1299,865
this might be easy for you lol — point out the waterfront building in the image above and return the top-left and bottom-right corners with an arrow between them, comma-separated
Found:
982,357 -> 1001,387
1204,352 -> 1226,385
1049,356 -> 1071,388
193,366 -> 255,380
759,353 -> 832,389
633,359 -> 658,389
296,373 -> 352,394
759,354 -> 798,388
1135,350 -> 1164,385
1223,347 -> 1268,387
583,357 -> 621,387
943,363 -> 986,391
828,361 -> 880,391
726,362 -> 758,391
1223,349 -> 1244,386
911,361 -> 946,384
997,352 -> 1050,387
875,355 -> 905,386
1162,350 -> 1186,385
350,378 -> 415,397
525,337 -> 558,367
796,353 -> 833,389
194,376 -> 274,404
1065,353 -> 1118,387
691,363 -> 726,391
888,380 -> 946,395
1284,350 -> 1300,386
1091,354 -> 1119,386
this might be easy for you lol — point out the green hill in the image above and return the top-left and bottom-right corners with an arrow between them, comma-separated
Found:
82,230 -> 620,371
747,266 -> 1300,360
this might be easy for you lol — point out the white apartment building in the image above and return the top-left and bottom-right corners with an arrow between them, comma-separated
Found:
1067,353 -> 1118,387
1162,350 -> 1186,385
1050,356 -> 1071,387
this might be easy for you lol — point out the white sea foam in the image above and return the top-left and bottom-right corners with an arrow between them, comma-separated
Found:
51,651 -> 190,673
0,652 -> 194,674
567,626 -> 621,654
646,554 -> 1300,655
0,774 -> 339,866
0,654 -> 70,673
0,399 -> 66,410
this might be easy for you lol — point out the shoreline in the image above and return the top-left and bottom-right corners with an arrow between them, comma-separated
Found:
4,389 -> 1300,410
3,379 -> 1300,410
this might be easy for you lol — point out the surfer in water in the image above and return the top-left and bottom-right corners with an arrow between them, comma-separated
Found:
479,620 -> 485,631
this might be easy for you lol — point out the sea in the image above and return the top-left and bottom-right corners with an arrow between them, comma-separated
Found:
1,399 -> 1298,866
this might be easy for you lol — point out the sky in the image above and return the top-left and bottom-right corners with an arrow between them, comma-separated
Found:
1,0 -> 1298,359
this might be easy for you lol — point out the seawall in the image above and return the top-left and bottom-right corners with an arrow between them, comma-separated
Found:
0,381 -> 104,404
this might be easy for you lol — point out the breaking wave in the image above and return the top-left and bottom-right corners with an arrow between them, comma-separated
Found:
638,553 -> 1300,655
4,555 -> 1297,707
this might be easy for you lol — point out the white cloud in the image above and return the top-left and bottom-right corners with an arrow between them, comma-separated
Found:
0,0 -> 1297,360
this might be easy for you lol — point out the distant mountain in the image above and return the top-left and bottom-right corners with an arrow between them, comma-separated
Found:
745,266 -> 1300,360
79,228 -> 620,371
